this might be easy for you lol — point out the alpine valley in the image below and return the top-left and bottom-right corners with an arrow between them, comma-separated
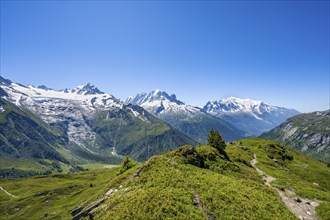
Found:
0,76 -> 196,176
0,76 -> 304,174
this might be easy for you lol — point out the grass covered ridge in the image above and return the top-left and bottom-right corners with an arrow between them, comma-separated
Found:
85,143 -> 298,219
227,139 -> 330,201
1,138 -> 329,219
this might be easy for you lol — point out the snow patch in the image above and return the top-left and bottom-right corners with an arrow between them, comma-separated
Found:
128,107 -> 139,117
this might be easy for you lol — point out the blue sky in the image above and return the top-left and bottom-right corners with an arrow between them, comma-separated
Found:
1,1 -> 329,112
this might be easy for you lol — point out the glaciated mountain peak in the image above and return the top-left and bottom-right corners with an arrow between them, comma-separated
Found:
153,88 -> 161,94
0,77 -> 127,153
126,90 -> 246,142
0,76 -> 121,110
37,85 -> 53,91
203,97 -> 300,135
126,89 -> 184,106
221,97 -> 263,107
126,89 -> 206,118
73,82 -> 104,95
204,97 -> 272,114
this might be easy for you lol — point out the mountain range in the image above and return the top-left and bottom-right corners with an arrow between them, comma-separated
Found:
0,76 -> 195,174
0,76 -> 301,175
126,89 -> 299,140
126,90 -> 246,143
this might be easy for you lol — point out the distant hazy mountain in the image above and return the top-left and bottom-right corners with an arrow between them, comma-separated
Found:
203,97 -> 300,136
126,89 -> 246,143
260,110 -> 330,163
0,76 -> 195,164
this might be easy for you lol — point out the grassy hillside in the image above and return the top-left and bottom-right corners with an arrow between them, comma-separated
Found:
84,139 -> 329,220
0,167 -> 119,219
87,148 -> 295,220
227,139 -> 330,220
1,138 -> 329,219
228,139 -> 330,201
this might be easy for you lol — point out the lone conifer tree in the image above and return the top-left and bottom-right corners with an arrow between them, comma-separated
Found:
207,128 -> 226,153
117,156 -> 136,175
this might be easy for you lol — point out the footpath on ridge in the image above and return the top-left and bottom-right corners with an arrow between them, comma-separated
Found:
0,186 -> 17,198
250,154 -> 320,220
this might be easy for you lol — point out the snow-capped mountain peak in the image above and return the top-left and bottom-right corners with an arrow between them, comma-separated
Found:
0,76 -> 123,149
126,89 -> 184,106
126,89 -> 198,116
0,76 -> 120,109
71,82 -> 104,95
153,88 -> 161,94
0,76 -> 12,86
203,97 -> 300,135
126,90 -> 246,142
204,97 -> 274,114
37,85 -> 53,91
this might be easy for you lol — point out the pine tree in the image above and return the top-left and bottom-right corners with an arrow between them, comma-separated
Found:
117,156 -> 136,175
207,128 -> 215,148
207,128 -> 226,153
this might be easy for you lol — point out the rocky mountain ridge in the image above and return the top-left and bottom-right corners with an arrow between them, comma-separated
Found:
260,109 -> 330,163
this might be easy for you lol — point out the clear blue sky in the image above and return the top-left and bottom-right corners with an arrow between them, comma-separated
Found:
1,1 -> 329,112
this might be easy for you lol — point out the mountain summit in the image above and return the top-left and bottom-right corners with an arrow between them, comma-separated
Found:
203,97 -> 300,136
204,97 -> 267,113
72,83 -> 104,95
126,89 -> 184,112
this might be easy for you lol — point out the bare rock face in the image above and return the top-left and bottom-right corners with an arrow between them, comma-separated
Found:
261,110 -> 330,163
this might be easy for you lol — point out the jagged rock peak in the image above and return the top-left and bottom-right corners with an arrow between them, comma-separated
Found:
0,76 -> 13,86
126,89 -> 184,106
73,82 -> 104,95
